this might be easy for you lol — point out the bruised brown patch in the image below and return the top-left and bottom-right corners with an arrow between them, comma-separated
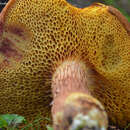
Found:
8,26 -> 28,40
0,38 -> 22,65
10,27 -> 24,37
108,6 -> 130,35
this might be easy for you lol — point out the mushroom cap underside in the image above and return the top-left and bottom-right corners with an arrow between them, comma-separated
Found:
0,0 -> 130,128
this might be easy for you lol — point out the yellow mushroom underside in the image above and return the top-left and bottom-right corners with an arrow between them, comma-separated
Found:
0,0 -> 129,128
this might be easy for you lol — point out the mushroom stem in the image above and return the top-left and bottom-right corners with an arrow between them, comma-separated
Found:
52,61 -> 108,130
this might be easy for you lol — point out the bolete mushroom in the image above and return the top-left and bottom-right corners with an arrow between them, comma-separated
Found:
0,0 -> 130,129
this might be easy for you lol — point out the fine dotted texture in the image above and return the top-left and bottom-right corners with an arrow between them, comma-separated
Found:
0,0 -> 129,128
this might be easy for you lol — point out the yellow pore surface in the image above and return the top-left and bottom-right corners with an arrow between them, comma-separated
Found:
0,0 -> 129,128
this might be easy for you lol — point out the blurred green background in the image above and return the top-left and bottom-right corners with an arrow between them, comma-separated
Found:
0,0 -> 130,21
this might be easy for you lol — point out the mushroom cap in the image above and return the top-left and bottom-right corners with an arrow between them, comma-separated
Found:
0,0 -> 129,128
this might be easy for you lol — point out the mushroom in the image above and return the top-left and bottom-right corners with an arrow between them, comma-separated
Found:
0,0 -> 129,129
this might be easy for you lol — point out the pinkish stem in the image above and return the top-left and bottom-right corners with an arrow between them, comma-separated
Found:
51,61 -> 108,130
